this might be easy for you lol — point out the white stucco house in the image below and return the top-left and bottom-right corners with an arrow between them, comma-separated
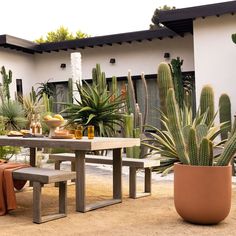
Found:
0,1 -> 236,126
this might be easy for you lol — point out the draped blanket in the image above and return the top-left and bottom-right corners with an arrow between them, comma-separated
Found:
0,160 -> 29,215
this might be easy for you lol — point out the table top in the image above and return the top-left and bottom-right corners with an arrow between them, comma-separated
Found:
0,136 -> 140,151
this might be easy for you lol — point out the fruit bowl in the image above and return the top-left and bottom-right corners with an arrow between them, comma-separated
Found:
44,119 -> 64,128
44,119 -> 64,138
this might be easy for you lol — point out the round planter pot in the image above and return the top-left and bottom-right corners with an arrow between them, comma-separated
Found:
174,163 -> 232,224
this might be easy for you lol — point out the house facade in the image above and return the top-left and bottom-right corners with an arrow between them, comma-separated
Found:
0,1 -> 236,125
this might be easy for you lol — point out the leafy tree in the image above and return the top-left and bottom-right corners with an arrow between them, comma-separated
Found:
150,5 -> 176,30
35,26 -> 90,43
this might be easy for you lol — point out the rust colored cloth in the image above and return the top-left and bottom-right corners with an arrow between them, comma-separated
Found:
0,160 -> 29,215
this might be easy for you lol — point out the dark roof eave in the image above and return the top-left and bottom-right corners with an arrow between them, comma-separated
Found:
37,28 -> 177,52
157,1 -> 236,23
154,1 -> 236,36
0,28 -> 178,54
0,34 -> 40,54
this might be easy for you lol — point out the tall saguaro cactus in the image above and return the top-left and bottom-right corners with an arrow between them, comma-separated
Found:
157,62 -> 173,115
219,93 -> 231,140
200,85 -> 214,126
0,66 -> 12,101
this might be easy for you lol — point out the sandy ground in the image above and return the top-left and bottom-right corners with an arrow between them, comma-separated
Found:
1,164 -> 236,236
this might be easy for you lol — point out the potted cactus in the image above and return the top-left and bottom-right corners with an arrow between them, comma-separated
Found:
167,88 -> 235,225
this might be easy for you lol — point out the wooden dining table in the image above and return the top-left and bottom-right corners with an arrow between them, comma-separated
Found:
0,136 -> 140,212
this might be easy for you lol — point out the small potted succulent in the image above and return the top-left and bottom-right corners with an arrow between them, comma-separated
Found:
167,88 -> 236,225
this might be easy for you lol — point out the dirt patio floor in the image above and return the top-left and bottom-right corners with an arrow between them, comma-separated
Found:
1,164 -> 236,236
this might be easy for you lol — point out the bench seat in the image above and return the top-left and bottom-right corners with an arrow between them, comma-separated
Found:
49,153 -> 160,199
13,167 -> 76,224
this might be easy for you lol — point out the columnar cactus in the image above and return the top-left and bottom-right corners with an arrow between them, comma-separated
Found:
199,138 -> 210,166
188,128 -> 198,165
111,76 -> 118,99
141,72 -> 148,127
200,85 -> 214,126
68,78 -> 73,103
30,86 -> 37,103
232,33 -> 236,44
166,89 -> 189,164
157,62 -> 173,115
219,93 -> 231,140
43,93 -> 53,113
0,66 -> 12,101
171,57 -> 184,110
217,130 -> 236,166
124,114 -> 134,158
92,64 -> 106,93
125,71 -> 149,158
166,88 -> 236,166
127,70 -> 137,126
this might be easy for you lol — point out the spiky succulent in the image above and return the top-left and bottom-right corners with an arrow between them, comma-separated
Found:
0,100 -> 27,130
142,88 -> 229,175
62,82 -> 125,137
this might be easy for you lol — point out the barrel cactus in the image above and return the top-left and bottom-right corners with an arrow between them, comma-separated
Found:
219,93 -> 231,140
200,85 -> 214,126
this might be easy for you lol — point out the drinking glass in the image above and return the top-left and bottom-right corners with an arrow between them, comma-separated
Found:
75,125 -> 83,139
87,125 -> 94,139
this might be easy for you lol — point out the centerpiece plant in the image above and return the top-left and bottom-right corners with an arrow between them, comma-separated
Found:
163,88 -> 235,224
62,81 -> 125,137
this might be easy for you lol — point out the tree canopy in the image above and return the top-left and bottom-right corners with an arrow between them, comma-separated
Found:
35,26 -> 90,43
150,5 -> 176,30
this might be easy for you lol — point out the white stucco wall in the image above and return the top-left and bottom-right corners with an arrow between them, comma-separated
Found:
193,14 -> 236,119
34,34 -> 194,85
0,48 -> 35,98
0,34 -> 194,96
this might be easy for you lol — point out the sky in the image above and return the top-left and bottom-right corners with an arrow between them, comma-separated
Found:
0,0 -> 233,41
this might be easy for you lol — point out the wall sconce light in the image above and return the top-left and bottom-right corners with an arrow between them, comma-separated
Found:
109,58 -> 116,64
164,53 -> 170,59
60,63 -> 66,69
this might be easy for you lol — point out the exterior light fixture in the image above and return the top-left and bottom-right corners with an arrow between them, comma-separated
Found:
164,53 -> 170,59
109,58 -> 116,64
60,63 -> 66,69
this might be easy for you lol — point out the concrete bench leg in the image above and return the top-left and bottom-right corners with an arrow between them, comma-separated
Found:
55,161 -> 62,187
129,167 -> 152,199
33,181 -> 67,224
71,161 -> 76,182
55,161 -> 76,186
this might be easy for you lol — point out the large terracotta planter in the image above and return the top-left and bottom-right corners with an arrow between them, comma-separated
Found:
174,163 -> 232,224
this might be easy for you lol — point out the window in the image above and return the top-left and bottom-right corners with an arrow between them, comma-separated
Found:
16,79 -> 23,98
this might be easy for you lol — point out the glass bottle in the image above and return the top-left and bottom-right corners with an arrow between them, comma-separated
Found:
30,114 -> 36,134
35,114 -> 42,135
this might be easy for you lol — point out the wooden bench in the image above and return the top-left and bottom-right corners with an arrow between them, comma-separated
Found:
13,167 -> 76,224
49,153 -> 160,199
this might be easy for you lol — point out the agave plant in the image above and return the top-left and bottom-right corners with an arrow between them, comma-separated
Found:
0,100 -> 27,130
36,79 -> 54,101
61,82 -> 125,137
142,100 -> 229,175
